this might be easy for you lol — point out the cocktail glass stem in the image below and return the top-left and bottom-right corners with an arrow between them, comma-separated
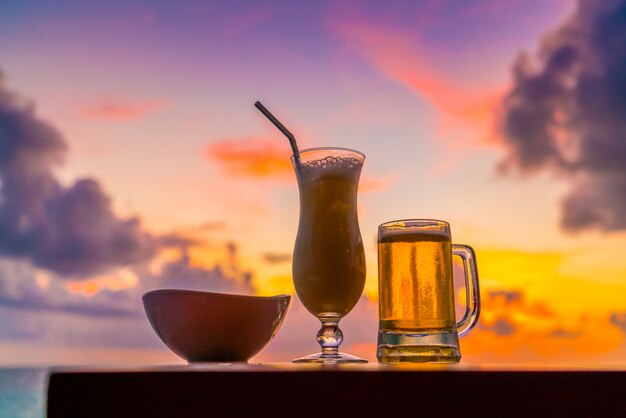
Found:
318,320 -> 343,359
293,316 -> 366,363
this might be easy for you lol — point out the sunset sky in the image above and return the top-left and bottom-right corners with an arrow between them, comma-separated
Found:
1,0 -> 626,365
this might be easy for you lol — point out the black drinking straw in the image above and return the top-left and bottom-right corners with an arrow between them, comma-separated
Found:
254,101 -> 301,164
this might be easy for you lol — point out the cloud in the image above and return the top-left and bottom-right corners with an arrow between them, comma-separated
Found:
150,251 -> 253,295
0,238 -> 255,319
0,74 -> 157,277
81,99 -> 169,121
332,20 -> 501,149
139,240 -> 255,297
262,252 -> 291,265
0,239 -> 257,356
0,258 -> 140,317
481,317 -> 516,336
0,73 -> 255,332
205,137 -> 293,179
477,288 -> 557,336
154,223 -> 228,251
197,221 -> 227,231
359,174 -> 398,194
498,0 -> 626,232
610,312 -> 626,333
0,303 -> 164,350
488,289 -> 523,304
550,327 -> 583,338
461,286 -> 626,364
156,233 -> 200,251
206,137 -> 395,192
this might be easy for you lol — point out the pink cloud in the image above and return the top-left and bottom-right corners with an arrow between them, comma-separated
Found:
206,137 -> 396,192
81,99 -> 170,121
332,20 -> 504,164
205,137 -> 293,179
360,174 -> 398,194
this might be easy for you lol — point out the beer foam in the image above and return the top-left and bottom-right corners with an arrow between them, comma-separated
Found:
300,156 -> 362,172
379,221 -> 450,240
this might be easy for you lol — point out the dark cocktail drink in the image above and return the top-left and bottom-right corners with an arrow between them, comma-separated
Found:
293,152 -> 366,317
292,147 -> 367,363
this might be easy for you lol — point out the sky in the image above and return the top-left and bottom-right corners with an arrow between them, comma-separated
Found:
0,0 -> 626,366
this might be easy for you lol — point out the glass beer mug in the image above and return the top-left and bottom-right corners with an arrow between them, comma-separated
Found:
377,219 -> 480,363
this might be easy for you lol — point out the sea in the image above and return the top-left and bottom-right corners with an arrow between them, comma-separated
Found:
0,369 -> 47,418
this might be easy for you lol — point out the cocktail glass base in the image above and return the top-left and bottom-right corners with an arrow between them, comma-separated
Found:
293,352 -> 367,364
292,318 -> 367,363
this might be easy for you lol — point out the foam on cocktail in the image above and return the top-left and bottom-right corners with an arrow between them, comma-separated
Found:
298,156 -> 363,188
300,156 -> 362,172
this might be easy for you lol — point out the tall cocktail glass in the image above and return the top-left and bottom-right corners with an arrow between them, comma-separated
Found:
292,147 -> 367,363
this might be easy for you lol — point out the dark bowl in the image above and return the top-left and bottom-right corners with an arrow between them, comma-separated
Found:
142,289 -> 290,363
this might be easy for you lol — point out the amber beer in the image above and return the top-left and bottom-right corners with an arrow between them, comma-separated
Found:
377,219 -> 480,363
378,232 -> 456,332
292,155 -> 366,318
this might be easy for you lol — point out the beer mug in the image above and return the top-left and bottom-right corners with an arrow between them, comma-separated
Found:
377,219 -> 480,363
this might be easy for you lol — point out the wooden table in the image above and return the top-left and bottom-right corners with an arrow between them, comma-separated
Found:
47,363 -> 626,417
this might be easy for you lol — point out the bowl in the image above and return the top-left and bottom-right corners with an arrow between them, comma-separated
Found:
142,289 -> 290,363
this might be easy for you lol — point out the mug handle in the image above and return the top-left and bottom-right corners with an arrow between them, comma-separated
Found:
452,244 -> 481,337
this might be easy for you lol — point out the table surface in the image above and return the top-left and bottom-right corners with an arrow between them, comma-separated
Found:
47,361 -> 626,372
47,363 -> 626,418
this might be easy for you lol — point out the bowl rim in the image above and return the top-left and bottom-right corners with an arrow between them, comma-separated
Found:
142,288 -> 290,301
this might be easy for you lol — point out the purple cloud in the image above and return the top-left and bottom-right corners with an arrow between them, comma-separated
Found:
0,240 -> 255,319
0,73 -> 156,276
0,240 -> 256,352
148,247 -> 254,295
261,251 -> 292,265
0,72 -> 256,333
479,317 -> 516,336
499,0 -> 626,231
609,312 -> 626,333
0,257 -> 142,317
